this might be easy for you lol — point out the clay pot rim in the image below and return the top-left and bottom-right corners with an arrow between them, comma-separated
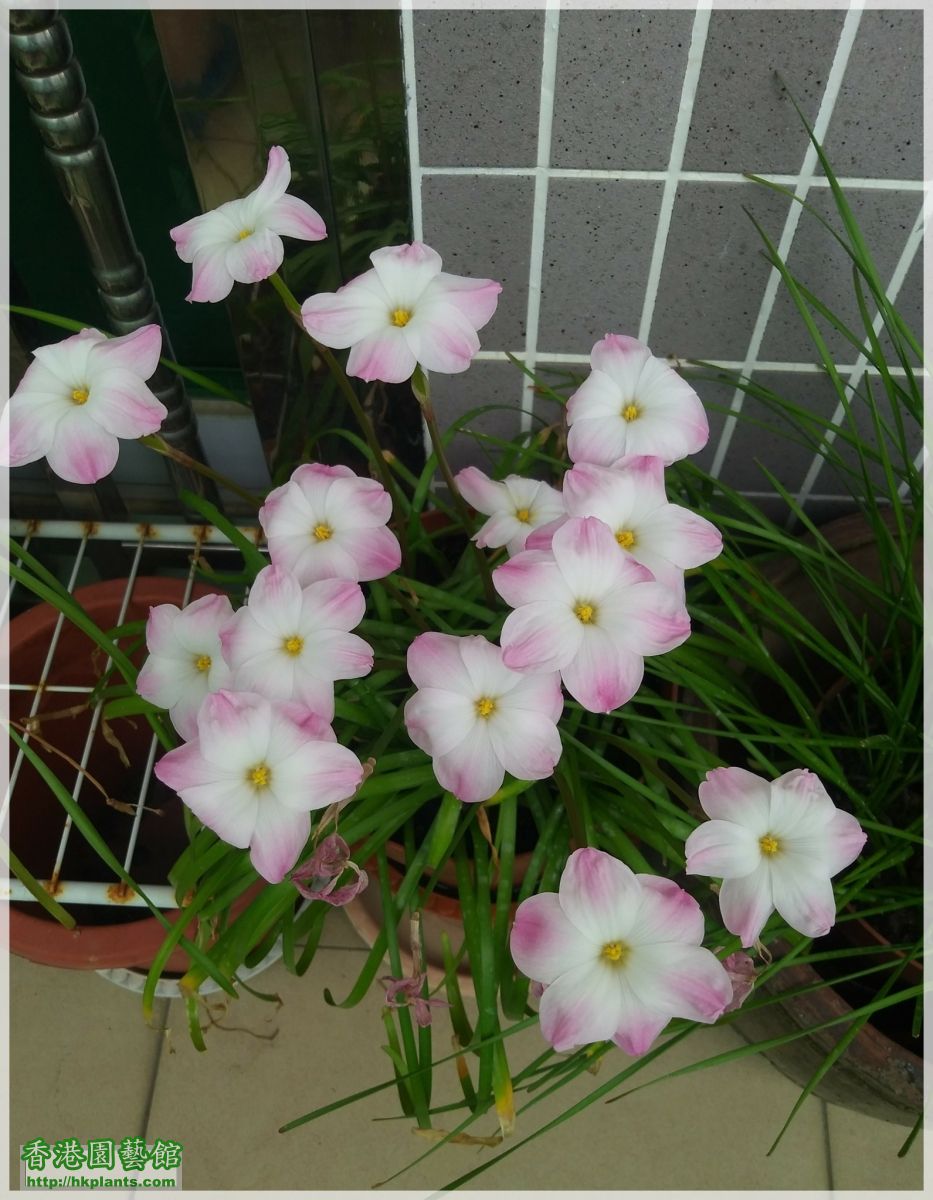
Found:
751,938 -> 923,1073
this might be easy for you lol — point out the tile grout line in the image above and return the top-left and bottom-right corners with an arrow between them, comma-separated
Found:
899,446 -> 926,499
820,1100 -> 836,1190
474,349 -> 914,378
519,1 -> 561,434
638,4 -> 712,344
400,0 -> 422,243
419,166 -> 926,192
793,191 -> 929,515
709,0 -> 866,479
139,998 -> 172,1142
400,0 -> 434,464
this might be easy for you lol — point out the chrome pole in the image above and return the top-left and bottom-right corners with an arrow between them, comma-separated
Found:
8,8 -> 218,507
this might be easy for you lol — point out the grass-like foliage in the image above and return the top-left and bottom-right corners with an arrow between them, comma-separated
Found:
4,113 -> 922,1186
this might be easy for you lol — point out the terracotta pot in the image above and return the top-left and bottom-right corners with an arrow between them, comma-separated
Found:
843,910 -> 923,990
729,511 -> 923,1123
731,941 -> 922,1125
8,576 -> 256,974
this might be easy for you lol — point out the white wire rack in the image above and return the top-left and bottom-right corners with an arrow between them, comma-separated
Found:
3,518 -> 264,912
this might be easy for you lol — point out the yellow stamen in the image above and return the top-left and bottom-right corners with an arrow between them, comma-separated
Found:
194,654 -> 212,673
515,508 -> 532,524
574,603 -> 595,624
390,308 -> 412,327
71,388 -> 89,406
312,523 -> 333,542
601,940 -> 629,966
247,763 -> 271,790
621,402 -> 640,422
283,635 -> 304,657
475,696 -> 497,719
236,228 -> 253,241
759,834 -> 781,857
616,529 -> 636,549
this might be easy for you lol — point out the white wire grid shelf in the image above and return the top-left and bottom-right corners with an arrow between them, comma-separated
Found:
3,518 -> 264,912
401,3 -> 927,517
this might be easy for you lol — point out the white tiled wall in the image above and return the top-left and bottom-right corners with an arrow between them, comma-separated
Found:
403,5 -> 925,512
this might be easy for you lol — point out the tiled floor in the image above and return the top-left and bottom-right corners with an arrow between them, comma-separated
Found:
10,910 -> 924,1192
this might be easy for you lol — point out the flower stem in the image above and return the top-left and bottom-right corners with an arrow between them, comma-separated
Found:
554,758 -> 589,851
381,577 -> 431,633
411,366 -> 496,605
138,435 -> 261,508
267,272 -> 410,570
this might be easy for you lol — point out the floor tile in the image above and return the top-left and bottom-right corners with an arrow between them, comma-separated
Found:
19,917 -> 913,1192
825,1101 -> 923,1191
143,920 -> 833,1191
9,956 -> 168,1188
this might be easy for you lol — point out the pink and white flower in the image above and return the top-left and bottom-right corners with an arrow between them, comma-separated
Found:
567,334 -> 708,467
494,516 -> 690,714
404,633 -> 563,805
300,242 -> 501,384
154,690 -> 364,883
220,563 -> 372,722
511,848 -> 732,1054
171,145 -> 326,303
136,593 -> 235,740
260,463 -> 401,585
455,466 -> 566,557
685,766 -> 867,946
3,326 -> 166,484
559,458 -> 722,593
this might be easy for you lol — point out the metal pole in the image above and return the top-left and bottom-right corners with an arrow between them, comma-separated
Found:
8,8 -> 218,507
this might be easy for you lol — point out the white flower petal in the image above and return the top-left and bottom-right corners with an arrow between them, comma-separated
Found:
45,410 -> 119,484
719,868 -> 775,947
685,819 -> 762,879
370,242 -> 443,307
558,847 -> 641,943
300,273 -> 390,348
539,960 -> 625,1051
224,228 -> 284,284
404,686 -> 477,757
488,705 -> 562,782
698,766 -> 772,830
511,893 -> 599,984
249,800 -> 310,883
432,722 -> 504,804
769,858 -> 838,939
769,768 -> 837,837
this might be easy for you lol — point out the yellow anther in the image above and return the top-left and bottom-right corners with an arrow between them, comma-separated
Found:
312,523 -> 333,542
390,308 -> 412,327
621,403 -> 640,422
515,508 -> 532,523
475,696 -> 497,719
601,940 -> 629,966
283,635 -> 304,657
248,763 -> 271,790
194,654 -> 212,673
616,529 -> 636,549
575,603 -> 595,624
759,834 -> 781,857
71,388 -> 89,405
237,228 -> 253,241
